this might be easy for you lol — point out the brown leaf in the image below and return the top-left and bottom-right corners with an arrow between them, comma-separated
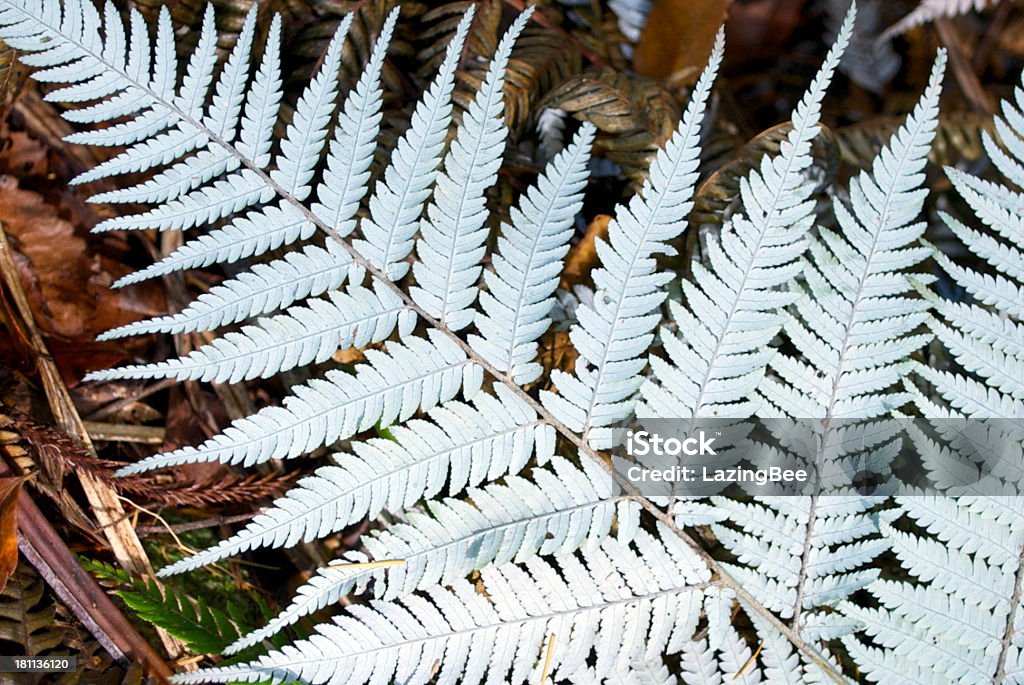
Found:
0,176 -> 92,338
0,475 -> 26,593
0,177 -> 164,384
633,0 -> 732,82
543,70 -> 678,183
561,214 -> 612,289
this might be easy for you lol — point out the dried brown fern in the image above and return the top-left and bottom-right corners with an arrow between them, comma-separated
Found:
542,67 -> 678,182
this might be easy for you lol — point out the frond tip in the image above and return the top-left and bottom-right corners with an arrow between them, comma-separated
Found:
541,28 -> 725,449
640,4 -> 854,421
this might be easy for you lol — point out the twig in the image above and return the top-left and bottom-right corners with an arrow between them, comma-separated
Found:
83,377 -> 178,422
323,559 -> 406,571
539,633 -> 557,683
0,458 -> 172,681
734,642 -> 763,679
116,495 -> 197,557
83,421 -> 165,445
135,513 -> 256,536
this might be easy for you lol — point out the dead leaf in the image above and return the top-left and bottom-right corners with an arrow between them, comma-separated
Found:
0,177 -> 91,337
633,0 -> 732,83
0,130 -> 48,178
0,176 -> 165,383
0,475 -> 25,593
543,71 -> 678,183
561,214 -> 612,289
720,0 -> 806,65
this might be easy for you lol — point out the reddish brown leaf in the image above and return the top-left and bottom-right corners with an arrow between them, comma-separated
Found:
633,0 -> 732,82
0,475 -> 26,593
560,214 -> 612,289
0,178 -> 165,385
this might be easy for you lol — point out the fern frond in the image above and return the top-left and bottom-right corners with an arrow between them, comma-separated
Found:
572,656 -> 677,685
108,203 -> 316,288
222,457 -> 639,653
82,559 -> 249,656
882,0 -> 993,40
87,284 -> 413,383
92,146 -> 239,205
101,241 -> 354,338
709,494 -> 886,638
916,80 -> 1024,413
116,333 -> 481,474
842,496 -> 1024,683
310,8 -> 394,235
841,53 -> 1024,685
707,50 -> 946,654
639,8 -> 853,420
500,27 -> 583,134
761,51 -> 945,421
541,30 -> 724,449
6,1 -> 984,682
470,123 -> 594,384
409,10 -> 530,331
931,252 -> 1024,320
352,8 -> 473,279
268,15 -> 350,200
171,529 -> 711,685
0,564 -> 66,656
90,169 -> 271,232
542,67 -> 679,183
155,386 -> 553,577
674,609 -> 765,684
86,7 -> 254,203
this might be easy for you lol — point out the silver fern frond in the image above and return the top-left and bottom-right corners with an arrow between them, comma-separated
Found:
541,29 -> 725,449
841,61 -> 1024,685
639,7 -> 854,421
721,48 -> 946,639
156,386 -> 553,575
882,0 -> 993,40
172,529 -> 711,685
115,331 -> 479,474
8,0 -> 1000,682
221,456 -> 639,654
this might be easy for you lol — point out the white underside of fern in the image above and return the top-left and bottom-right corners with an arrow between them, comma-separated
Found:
1,0 -> 1021,682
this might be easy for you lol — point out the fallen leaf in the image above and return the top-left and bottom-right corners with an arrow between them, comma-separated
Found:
719,0 -> 806,65
0,176 -> 165,383
544,71 -> 678,183
0,476 -> 25,593
560,214 -> 612,289
633,0 -> 732,83
0,176 -> 92,337
0,130 -> 48,179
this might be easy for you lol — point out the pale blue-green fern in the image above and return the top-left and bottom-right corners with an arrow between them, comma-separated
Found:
840,65 -> 1024,685
2,0 -> 1013,682
0,1 -> 741,680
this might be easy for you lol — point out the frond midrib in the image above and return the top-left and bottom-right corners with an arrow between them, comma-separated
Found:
789,87 -> 939,631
